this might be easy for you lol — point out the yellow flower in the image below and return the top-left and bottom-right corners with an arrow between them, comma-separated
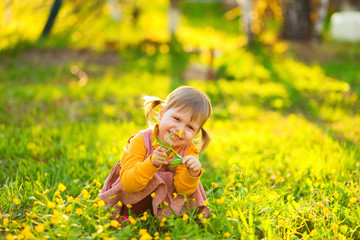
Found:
334,192 -> 339,199
310,229 -> 317,236
54,190 -> 60,196
0,212 -> 2,219
331,223 -> 339,231
129,216 -> 136,224
198,213 -> 203,219
203,200 -> 209,206
216,197 -> 225,205
117,201 -> 123,207
211,182 -> 219,188
110,220 -> 119,228
182,213 -> 189,221
173,193 -> 177,198
323,207 -> 330,216
163,201 -> 169,207
201,218 -> 207,224
224,232 -> 231,238
58,183 -> 66,192
17,234 -> 24,240
151,192 -> 156,198
140,233 -> 153,240
13,198 -> 20,205
165,237 -> 171,240
226,210 -> 232,217
67,196 -> 74,202
98,200 -> 105,207
47,201 -> 56,208
75,208 -> 82,215
139,229 -> 148,235
178,130 -> 183,138
35,225 -> 45,233
127,204 -> 132,209
154,232 -> 159,237
279,177 -> 285,183
350,197 -> 357,204
6,234 -> 15,240
212,214 -> 216,219
4,218 -> 9,226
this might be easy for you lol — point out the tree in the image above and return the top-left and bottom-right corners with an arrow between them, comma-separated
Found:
40,0 -> 62,38
281,0 -> 312,41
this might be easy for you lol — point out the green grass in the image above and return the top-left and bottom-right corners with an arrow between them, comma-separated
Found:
1,1 -> 360,239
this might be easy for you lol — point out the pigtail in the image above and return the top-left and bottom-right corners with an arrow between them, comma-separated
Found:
199,127 -> 211,153
142,96 -> 164,125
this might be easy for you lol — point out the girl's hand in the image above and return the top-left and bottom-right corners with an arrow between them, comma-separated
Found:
182,155 -> 201,177
151,146 -> 171,168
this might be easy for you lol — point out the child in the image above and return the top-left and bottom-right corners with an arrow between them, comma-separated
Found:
99,86 -> 212,219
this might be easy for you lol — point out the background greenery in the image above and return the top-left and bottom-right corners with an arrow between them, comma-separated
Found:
1,0 -> 359,239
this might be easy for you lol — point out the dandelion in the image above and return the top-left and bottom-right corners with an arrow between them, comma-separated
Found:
198,213 -> 203,219
6,234 -> 15,240
127,204 -> 132,209
211,182 -> 219,188
212,214 -> 216,219
178,130 -> 183,138
58,183 -> 66,192
13,198 -> 20,205
203,200 -> 209,206
331,223 -> 339,232
323,207 -> 330,216
224,232 -> 231,238
129,216 -> 136,224
216,197 -> 225,205
151,192 -> 156,198
35,225 -> 45,233
173,193 -> 177,198
67,196 -> 74,202
4,218 -> 9,226
110,220 -> 119,228
310,229 -> 317,236
75,208 -> 82,215
163,201 -> 169,207
334,192 -> 339,199
21,226 -> 32,240
81,189 -> 91,199
182,213 -> 189,221
0,212 -> 2,219
139,229 -> 148,235
350,197 -> 357,204
279,177 -> 285,183
201,218 -> 208,224
47,201 -> 56,208
226,210 -> 232,217
117,201 -> 123,207
164,237 -> 171,240
98,200 -> 105,207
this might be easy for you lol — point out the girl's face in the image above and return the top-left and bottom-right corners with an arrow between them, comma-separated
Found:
157,107 -> 201,148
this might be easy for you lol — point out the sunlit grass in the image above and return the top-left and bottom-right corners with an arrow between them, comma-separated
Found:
1,1 -> 360,239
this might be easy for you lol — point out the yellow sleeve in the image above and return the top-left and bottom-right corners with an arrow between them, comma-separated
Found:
119,134 -> 160,192
173,144 -> 203,195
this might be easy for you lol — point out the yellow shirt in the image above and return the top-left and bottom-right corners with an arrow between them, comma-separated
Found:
119,126 -> 202,195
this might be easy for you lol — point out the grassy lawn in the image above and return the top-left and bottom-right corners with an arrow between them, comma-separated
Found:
1,1 -> 360,239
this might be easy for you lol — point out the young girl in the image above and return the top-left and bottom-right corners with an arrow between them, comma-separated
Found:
99,86 -> 212,219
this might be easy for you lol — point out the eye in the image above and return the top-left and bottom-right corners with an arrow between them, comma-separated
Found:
173,117 -> 180,122
187,125 -> 194,131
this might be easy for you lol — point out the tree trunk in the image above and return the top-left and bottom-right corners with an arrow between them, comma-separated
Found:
169,0 -> 179,39
238,0 -> 254,47
40,0 -> 62,38
281,0 -> 312,41
313,0 -> 329,42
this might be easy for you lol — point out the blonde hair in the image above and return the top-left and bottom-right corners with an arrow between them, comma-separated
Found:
143,86 -> 212,153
